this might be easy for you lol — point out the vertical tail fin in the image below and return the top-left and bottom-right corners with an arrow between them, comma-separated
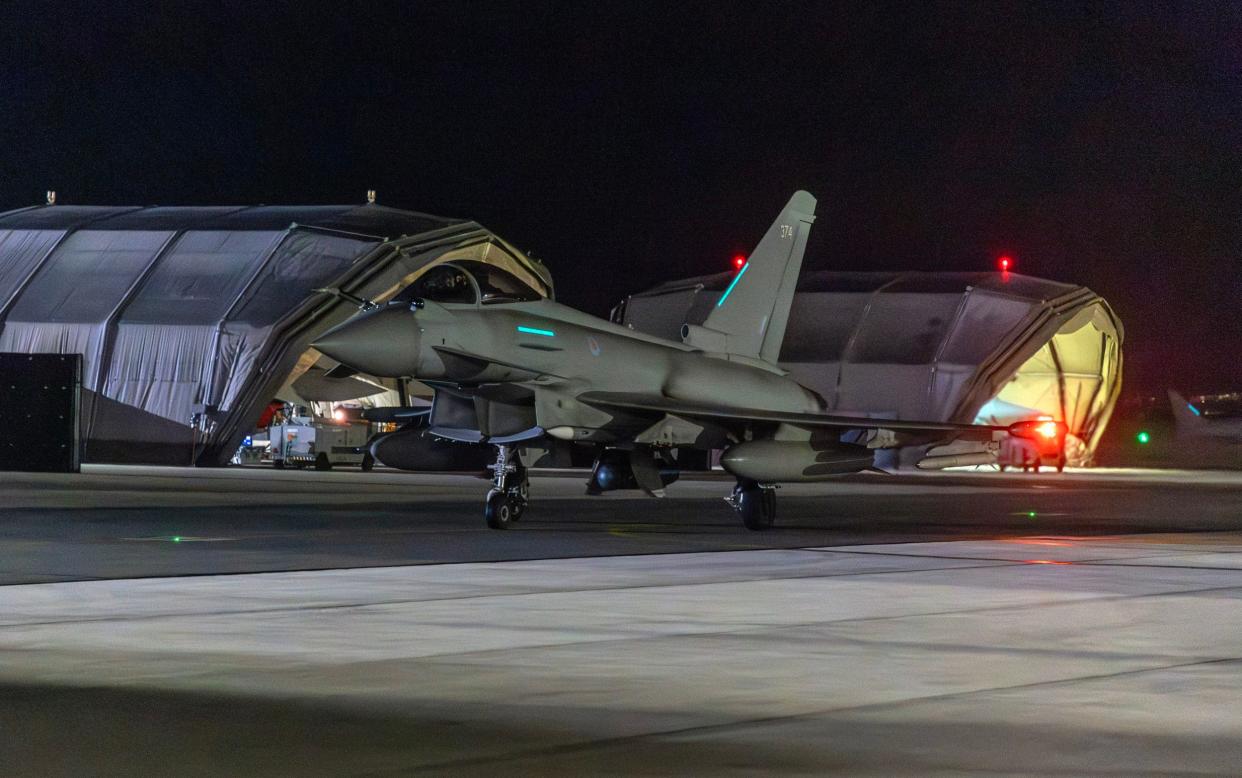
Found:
686,191 -> 816,363
1168,390 -> 1205,427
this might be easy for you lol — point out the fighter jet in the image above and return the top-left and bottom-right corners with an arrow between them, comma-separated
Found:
314,191 -> 1058,529
1169,390 -> 1242,444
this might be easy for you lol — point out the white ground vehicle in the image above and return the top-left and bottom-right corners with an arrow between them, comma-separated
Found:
268,405 -> 373,471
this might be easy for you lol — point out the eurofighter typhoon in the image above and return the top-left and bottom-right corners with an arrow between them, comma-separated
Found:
314,192 -> 1060,529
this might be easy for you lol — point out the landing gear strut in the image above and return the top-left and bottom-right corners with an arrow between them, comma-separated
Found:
484,445 -> 528,529
727,478 -> 777,531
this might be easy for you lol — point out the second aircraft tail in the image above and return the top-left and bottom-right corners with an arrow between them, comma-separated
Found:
1169,390 -> 1205,427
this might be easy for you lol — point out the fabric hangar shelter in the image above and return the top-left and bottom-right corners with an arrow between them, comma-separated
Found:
0,203 -> 551,465
614,270 -> 1123,466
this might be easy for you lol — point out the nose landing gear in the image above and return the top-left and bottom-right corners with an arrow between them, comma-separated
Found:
484,445 -> 529,529
726,478 -> 777,530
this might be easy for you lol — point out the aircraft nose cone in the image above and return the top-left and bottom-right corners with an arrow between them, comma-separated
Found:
312,304 -> 421,377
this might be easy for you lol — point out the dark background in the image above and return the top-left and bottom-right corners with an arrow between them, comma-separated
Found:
1,1 -> 1238,393
0,353 -> 79,472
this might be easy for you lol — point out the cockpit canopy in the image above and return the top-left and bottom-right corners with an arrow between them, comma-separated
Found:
396,261 -> 543,306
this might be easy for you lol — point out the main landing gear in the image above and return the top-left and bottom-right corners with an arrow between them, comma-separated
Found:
484,444 -> 529,529
727,478 -> 777,531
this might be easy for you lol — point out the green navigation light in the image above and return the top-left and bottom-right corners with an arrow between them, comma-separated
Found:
1136,431 -> 1151,445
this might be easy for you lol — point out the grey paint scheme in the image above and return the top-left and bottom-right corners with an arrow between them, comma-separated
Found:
313,192 -> 1004,486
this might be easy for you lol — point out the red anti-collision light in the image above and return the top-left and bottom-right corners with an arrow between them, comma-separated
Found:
998,255 -> 1013,272
733,254 -> 747,269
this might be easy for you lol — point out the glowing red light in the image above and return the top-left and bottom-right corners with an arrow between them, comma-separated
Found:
997,255 -> 1013,272
733,254 -> 747,269
1009,419 -> 1067,441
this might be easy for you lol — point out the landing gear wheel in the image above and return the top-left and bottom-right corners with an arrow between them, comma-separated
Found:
315,452 -> 332,471
273,459 -> 285,470
485,490 -> 514,529
484,445 -> 530,528
739,489 -> 776,530
361,452 -> 375,472
733,480 -> 776,531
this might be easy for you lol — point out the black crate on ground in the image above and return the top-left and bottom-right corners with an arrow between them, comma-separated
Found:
0,353 -> 81,472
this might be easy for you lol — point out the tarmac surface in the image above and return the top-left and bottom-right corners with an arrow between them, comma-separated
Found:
2,465 -> 1242,775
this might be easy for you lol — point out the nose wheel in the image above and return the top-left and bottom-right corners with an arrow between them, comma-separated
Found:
485,490 -> 524,528
484,445 -> 528,529
727,478 -> 777,530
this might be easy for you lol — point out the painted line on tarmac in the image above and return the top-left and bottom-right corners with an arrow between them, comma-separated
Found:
119,536 -> 237,543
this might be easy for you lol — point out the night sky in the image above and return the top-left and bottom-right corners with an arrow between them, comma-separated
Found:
2,2 -> 1238,392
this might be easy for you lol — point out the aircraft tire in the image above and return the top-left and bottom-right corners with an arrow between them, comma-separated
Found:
315,453 -> 332,471
361,453 -> 375,472
485,490 -> 512,529
738,486 -> 776,531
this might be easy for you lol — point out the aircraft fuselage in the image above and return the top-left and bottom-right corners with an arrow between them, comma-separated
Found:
315,298 -> 823,442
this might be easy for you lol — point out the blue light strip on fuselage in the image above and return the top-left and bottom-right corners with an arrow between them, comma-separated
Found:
1188,403 -> 1201,416
716,262 -> 750,307
517,325 -> 555,337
